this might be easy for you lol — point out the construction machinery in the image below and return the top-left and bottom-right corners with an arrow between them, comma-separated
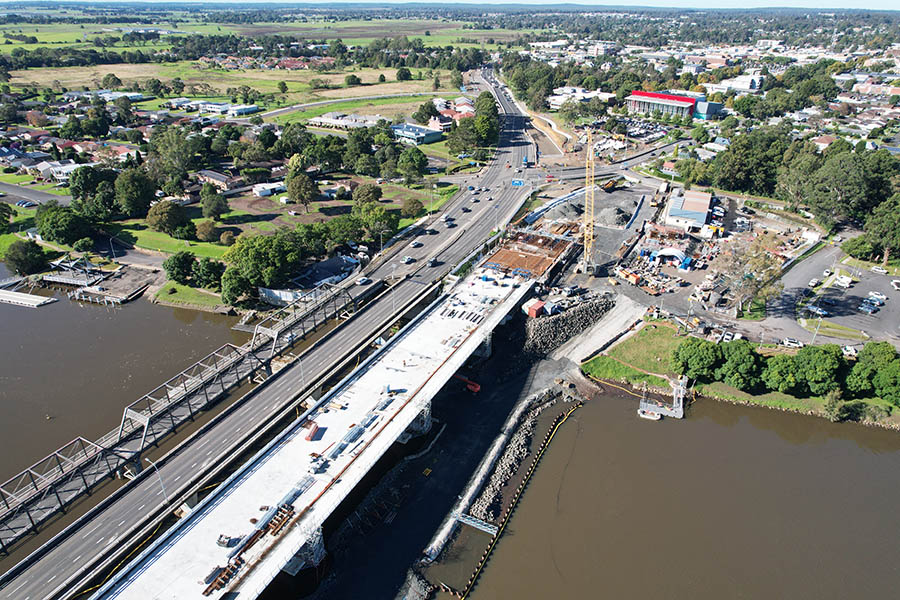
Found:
582,130 -> 596,274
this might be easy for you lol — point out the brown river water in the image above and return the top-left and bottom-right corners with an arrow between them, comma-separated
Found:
0,263 -> 246,481
466,396 -> 900,600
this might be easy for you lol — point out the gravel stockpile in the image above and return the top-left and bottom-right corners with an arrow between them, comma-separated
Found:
523,296 -> 616,357
598,206 -> 628,226
469,391 -> 558,522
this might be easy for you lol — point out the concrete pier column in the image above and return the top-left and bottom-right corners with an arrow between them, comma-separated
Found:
406,401 -> 433,437
473,331 -> 492,358
281,526 -> 326,576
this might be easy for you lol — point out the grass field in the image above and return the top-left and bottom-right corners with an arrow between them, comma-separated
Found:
606,322 -> 682,376
0,206 -> 37,258
154,281 -> 223,309
270,93 -> 452,124
841,255 -> 900,277
580,355 -> 669,389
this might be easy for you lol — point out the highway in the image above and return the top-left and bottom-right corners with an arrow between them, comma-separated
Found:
0,67 -> 531,600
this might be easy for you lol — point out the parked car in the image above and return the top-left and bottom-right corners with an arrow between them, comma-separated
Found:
842,345 -> 859,358
822,269 -> 832,278
808,278 -> 820,288
783,338 -> 805,348
858,303 -> 878,314
892,280 -> 900,291
807,306 -> 829,317
868,291 -> 887,301
871,266 -> 888,274
722,331 -> 734,342
863,296 -> 884,307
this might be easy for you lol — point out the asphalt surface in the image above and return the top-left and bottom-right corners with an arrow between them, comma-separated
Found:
0,182 -> 71,206
0,68 -> 532,600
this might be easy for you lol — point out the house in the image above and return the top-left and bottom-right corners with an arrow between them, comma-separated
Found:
811,135 -> 837,152
660,161 -> 679,176
253,182 -> 286,197
390,123 -> 443,146
427,114 -> 454,133
197,169 -> 241,191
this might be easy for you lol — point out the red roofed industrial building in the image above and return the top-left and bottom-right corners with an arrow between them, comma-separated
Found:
625,90 -> 697,119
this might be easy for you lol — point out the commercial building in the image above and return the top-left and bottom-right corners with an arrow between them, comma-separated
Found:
625,90 -> 722,120
664,189 -> 713,232
391,123 -> 443,146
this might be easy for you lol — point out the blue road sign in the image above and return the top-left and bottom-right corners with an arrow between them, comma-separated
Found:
511,179 -> 524,186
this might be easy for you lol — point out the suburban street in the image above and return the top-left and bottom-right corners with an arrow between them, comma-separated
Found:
0,182 -> 71,207
0,68 -> 532,600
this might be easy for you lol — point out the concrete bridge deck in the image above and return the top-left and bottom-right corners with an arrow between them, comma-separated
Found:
92,266 -> 533,600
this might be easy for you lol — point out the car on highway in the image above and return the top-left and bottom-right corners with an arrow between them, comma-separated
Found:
461,206 -> 471,213
427,258 -> 438,267
467,185 -> 475,191
446,221 -> 457,228
401,256 -> 415,264
869,291 -> 887,301
471,196 -> 479,202
487,196 -> 494,201
409,240 -> 423,248
356,277 -> 371,285
871,265 -> 888,274
808,278 -> 820,288
892,280 -> 900,291
782,338 -> 805,348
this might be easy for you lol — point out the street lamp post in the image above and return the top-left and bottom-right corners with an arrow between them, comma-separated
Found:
145,457 -> 170,505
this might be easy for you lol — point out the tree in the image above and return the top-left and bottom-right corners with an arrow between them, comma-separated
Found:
69,166 -> 118,203
101,73 -> 122,89
352,201 -> 398,240
35,204 -> 90,245
196,220 -> 219,242
146,200 -> 188,236
720,235 -> 784,311
396,67 -> 412,82
846,342 -> 898,397
73,237 -> 93,253
762,354 -> 800,394
451,70 -> 464,89
115,168 -> 155,217
714,339 -> 763,391
412,101 -> 439,124
220,266 -> 252,305
345,74 -> 361,87
378,73 -> 386,83
59,116 -> 83,140
192,257 -> 225,290
0,202 -> 15,232
401,197 -> 424,218
163,251 -> 195,285
398,146 -> 428,184
219,230 -> 236,246
864,194 -> 900,267
352,184 -> 383,206
671,337 -> 722,381
287,172 -> 319,212
4,240 -> 45,274
793,344 -> 845,396
433,75 -> 441,91
277,81 -> 288,94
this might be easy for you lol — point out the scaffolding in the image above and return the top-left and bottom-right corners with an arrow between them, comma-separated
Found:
583,130 -> 596,273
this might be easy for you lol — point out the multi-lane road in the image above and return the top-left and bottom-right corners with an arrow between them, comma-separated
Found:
0,68 -> 531,600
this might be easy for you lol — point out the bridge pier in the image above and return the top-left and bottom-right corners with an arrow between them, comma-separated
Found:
405,402 -> 433,437
281,526 -> 326,576
473,331 -> 492,359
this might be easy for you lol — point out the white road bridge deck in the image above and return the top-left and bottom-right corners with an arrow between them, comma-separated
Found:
93,267 -> 533,600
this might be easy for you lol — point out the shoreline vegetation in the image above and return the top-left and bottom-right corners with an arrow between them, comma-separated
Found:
580,320 -> 900,431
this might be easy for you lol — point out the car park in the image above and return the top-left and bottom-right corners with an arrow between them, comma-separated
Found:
783,338 -> 805,348
871,266 -> 888,274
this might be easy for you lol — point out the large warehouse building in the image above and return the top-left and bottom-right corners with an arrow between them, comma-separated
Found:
625,90 -> 722,120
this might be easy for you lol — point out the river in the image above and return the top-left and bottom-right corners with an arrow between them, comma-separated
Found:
468,395 -> 900,599
0,263 -> 246,481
